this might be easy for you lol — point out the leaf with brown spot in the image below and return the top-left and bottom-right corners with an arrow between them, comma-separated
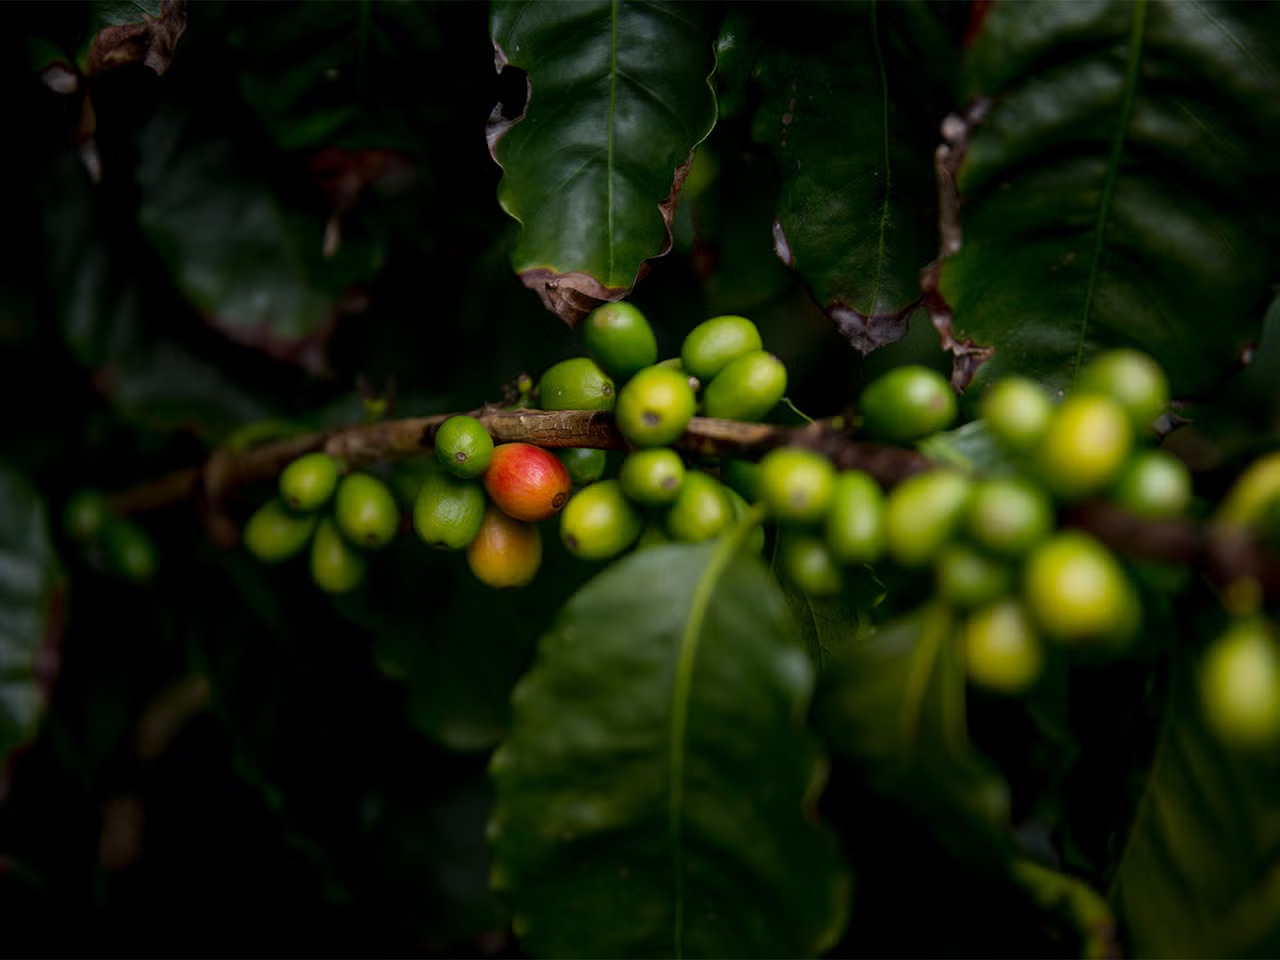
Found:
85,0 -> 187,78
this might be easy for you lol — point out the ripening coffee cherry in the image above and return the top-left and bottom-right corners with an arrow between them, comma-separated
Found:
311,516 -> 367,594
537,357 -> 616,412
884,469 -> 973,568
859,365 -> 957,444
1023,531 -> 1139,645
63,488 -> 111,544
434,415 -> 494,480
1111,450 -> 1192,518
560,479 -> 644,560
279,453 -> 339,512
556,447 -> 608,487
105,518 -> 158,584
965,477 -> 1055,557
758,448 -> 836,524
980,376 -> 1055,452
680,315 -> 763,380
413,469 -> 486,550
701,350 -> 788,421
619,448 -> 686,505
665,471 -> 734,542
1199,617 -> 1280,749
334,473 -> 400,549
780,533 -> 843,597
1034,393 -> 1133,500
582,301 -> 658,381
936,542 -> 1013,608
467,504 -> 542,588
963,599 -> 1043,695
614,365 -> 697,447
483,442 -> 573,522
244,498 -> 318,563
1076,349 -> 1169,430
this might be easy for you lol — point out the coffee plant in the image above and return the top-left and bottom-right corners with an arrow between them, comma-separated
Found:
3,1 -> 1280,956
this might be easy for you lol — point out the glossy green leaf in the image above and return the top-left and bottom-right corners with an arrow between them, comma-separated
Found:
489,542 -> 849,958
813,603 -> 1015,868
752,1 -> 963,352
1110,652 -> 1280,957
938,0 -> 1280,397
0,465 -> 63,765
489,1 -> 719,323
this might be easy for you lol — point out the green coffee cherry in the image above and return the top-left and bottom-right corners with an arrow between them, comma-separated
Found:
434,415 -> 494,480
105,518 -> 158,584
824,470 -> 885,565
279,453 -> 339,513
884,469 -> 973,568
965,477 -> 1055,556
614,365 -> 697,447
560,479 -> 644,560
1111,450 -> 1192,518
244,498 -> 318,563
780,534 -> 843,597
556,447 -> 608,487
1034,393 -> 1133,500
963,599 -> 1043,695
724,486 -> 766,556
537,357 -> 616,412
64,488 -> 111,544
665,471 -> 734,542
1023,531 -> 1139,645
1199,617 -> 1280,749
311,516 -> 367,594
936,543 -> 1013,609
582,301 -> 658,381
680,315 -> 763,380
859,365 -> 957,444
721,458 -> 762,503
413,470 -> 486,550
758,448 -> 836,524
1215,451 -> 1280,529
619,448 -> 686,505
980,376 -> 1055,452
334,473 -> 400,549
701,350 -> 787,421
1076,349 -> 1169,430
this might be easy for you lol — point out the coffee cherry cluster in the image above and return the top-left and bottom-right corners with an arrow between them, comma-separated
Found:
62,488 -> 158,584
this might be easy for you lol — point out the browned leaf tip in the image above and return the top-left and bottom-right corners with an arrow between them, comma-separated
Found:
829,300 -> 918,354
518,269 -> 630,326
85,0 -> 188,78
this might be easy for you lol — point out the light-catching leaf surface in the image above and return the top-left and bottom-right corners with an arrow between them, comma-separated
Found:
751,1 -> 962,352
0,465 -> 63,766
938,0 -> 1280,396
489,542 -> 849,958
489,0 -> 719,323
1110,651 -> 1280,957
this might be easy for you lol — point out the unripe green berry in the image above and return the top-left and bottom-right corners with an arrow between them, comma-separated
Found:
980,376 -> 1055,452
537,357 -> 616,412
721,458 -> 762,503
279,453 -> 340,512
619,448 -> 686,505
1034,393 -> 1133,500
556,447 -> 608,487
884,469 -> 973,568
680,315 -> 763,380
63,488 -> 111,543
824,470 -> 885,565
311,516 -> 367,594
582,301 -> 658,381
1023,531 -> 1139,645
936,543 -> 1013,608
780,534 -> 843,597
963,599 -> 1043,694
1111,450 -> 1192,518
614,365 -> 697,447
105,518 -> 158,584
334,473 -> 400,549
1199,617 -> 1280,749
413,469 -> 486,550
1076,349 -> 1169,430
434,415 -> 495,479
560,480 -> 644,560
758,448 -> 836,524
244,498 -> 318,563
665,471 -> 734,542
701,350 -> 787,421
965,477 -> 1055,556
859,365 -> 957,444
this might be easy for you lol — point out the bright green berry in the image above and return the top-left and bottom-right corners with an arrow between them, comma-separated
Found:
334,473 -> 400,549
935,542 -> 1013,608
1199,617 -> 1280,749
244,498 -> 318,563
582,301 -> 658,381
963,599 -> 1043,694
556,447 -> 608,486
413,469 -> 486,550
965,477 -> 1055,556
63,488 -> 111,543
884,469 -> 973,568
758,447 -> 836,524
434,415 -> 494,479
1112,450 -> 1192,518
1023,531 -> 1139,645
980,376 -> 1055,452
614,365 -> 697,447
665,471 -> 734,542
859,365 -> 957,444
537,357 -> 616,412
701,350 -> 788,421
780,533 -> 843,597
560,480 -> 644,560
1076,349 -> 1169,430
279,452 -> 339,512
680,315 -> 763,380
619,448 -> 686,505
311,516 -> 367,594
1034,393 -> 1133,500
824,470 -> 885,565
105,518 -> 158,584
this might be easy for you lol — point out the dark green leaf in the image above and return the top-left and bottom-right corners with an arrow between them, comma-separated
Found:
937,0 -> 1280,396
0,465 -> 64,766
1110,652 -> 1280,957
489,0 -> 719,323
752,1 -> 963,352
490,542 -> 849,958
